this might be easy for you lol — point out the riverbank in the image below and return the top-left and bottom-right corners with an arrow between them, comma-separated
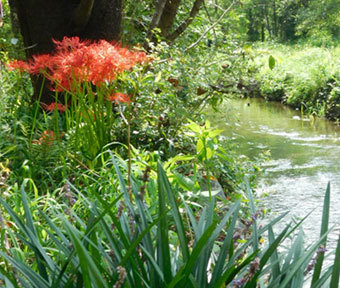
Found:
236,43 -> 340,121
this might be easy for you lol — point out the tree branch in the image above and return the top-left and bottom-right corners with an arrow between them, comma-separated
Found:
203,1 -> 217,44
145,0 -> 168,40
73,0 -> 96,32
185,0 -> 236,51
167,0 -> 204,42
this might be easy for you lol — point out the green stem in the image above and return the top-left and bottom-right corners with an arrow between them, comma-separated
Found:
206,162 -> 212,201
204,140 -> 212,200
127,113 -> 132,202
118,102 -> 133,202
29,77 -> 45,154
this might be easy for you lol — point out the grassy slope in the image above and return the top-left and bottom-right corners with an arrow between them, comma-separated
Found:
248,43 -> 340,120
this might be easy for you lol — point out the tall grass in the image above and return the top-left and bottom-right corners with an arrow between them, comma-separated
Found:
0,156 -> 339,287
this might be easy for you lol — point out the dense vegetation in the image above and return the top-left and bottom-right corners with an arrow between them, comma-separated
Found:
1,0 -> 340,287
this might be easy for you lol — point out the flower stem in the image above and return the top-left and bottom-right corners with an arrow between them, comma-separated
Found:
118,103 -> 133,202
127,110 -> 132,202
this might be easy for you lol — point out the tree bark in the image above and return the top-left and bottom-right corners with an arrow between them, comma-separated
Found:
12,0 -> 122,103
73,0 -> 96,32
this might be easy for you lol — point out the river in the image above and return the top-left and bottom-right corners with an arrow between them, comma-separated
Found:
210,97 -> 340,246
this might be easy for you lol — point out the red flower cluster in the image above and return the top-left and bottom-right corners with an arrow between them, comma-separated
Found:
42,102 -> 67,112
8,37 -> 149,91
32,130 -> 64,146
107,92 -> 131,104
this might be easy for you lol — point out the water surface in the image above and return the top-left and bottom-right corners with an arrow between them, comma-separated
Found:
210,98 -> 340,245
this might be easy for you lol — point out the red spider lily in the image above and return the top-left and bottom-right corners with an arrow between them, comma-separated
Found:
107,92 -> 131,104
8,37 -> 149,92
7,59 -> 30,72
42,102 -> 67,112
32,130 -> 64,146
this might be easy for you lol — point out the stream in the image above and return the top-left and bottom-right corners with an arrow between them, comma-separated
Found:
210,97 -> 340,247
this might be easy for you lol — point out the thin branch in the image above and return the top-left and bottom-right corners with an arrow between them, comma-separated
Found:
73,0 -> 96,32
185,0 -> 236,52
203,1 -> 217,44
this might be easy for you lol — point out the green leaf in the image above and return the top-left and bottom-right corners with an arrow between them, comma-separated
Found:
168,221 -> 218,288
0,252 -> 50,288
330,227 -> 340,287
209,201 -> 240,287
157,162 -> 172,285
120,213 -> 163,267
64,222 -> 108,288
206,147 -> 213,159
196,139 -> 204,153
207,129 -> 223,138
245,178 -> 258,252
269,55 -> 276,70
268,225 -> 280,281
158,163 -> 190,262
155,71 -> 162,82
187,120 -> 202,134
244,224 -> 290,288
173,172 -> 196,191
216,250 -> 258,287
277,231 -> 330,288
311,182 -> 330,286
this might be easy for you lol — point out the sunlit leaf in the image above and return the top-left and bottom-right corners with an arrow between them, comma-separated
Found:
269,55 -> 276,70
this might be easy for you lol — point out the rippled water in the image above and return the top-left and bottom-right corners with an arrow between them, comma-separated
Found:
209,98 -> 340,246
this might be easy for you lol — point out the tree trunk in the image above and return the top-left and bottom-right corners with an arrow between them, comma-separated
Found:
272,0 -> 278,37
158,0 -> 181,37
264,4 -> 272,39
261,23 -> 265,42
145,0 -> 205,47
12,0 -> 122,103
7,0 -> 20,34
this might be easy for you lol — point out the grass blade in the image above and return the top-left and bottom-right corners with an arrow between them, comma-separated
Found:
268,224 -> 281,281
311,182 -> 330,286
157,162 -> 172,285
157,162 -> 190,262
278,230 -> 330,288
330,231 -> 340,287
245,178 -> 258,252
0,252 -> 50,288
168,221 -> 218,288
64,221 -> 108,288
209,200 -> 240,287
